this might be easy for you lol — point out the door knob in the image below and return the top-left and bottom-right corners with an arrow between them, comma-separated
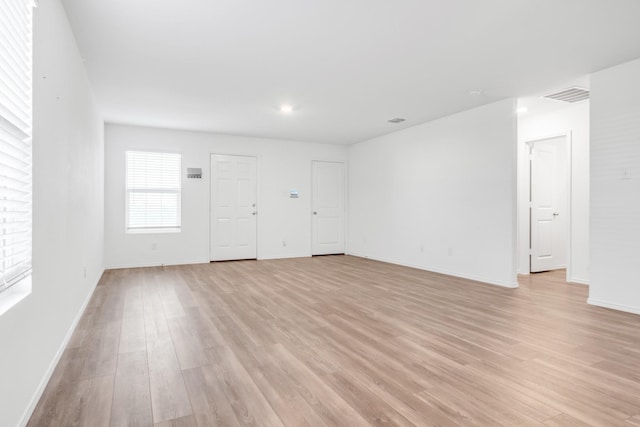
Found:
252,211 -> 257,216
553,212 -> 559,217
313,211 -> 317,215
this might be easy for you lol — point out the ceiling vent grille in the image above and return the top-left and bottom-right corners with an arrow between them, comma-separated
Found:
543,87 -> 590,103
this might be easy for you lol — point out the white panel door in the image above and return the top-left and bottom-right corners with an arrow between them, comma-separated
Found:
530,137 -> 566,272
312,161 -> 345,255
210,155 -> 257,261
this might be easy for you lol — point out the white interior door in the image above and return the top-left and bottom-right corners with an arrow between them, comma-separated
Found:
312,161 -> 345,255
210,154 -> 257,261
530,137 -> 567,272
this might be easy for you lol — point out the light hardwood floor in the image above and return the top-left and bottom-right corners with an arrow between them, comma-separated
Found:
27,256 -> 640,426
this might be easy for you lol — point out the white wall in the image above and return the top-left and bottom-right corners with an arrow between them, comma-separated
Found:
589,58 -> 640,315
347,100 -> 518,287
104,124 -> 347,268
0,1 -> 105,426
517,101 -> 590,283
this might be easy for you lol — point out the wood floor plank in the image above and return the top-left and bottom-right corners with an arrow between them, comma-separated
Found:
28,375 -> 114,427
154,415 -> 198,427
146,337 -> 193,423
544,413 -> 593,426
79,320 -> 121,378
247,360 -> 331,427
183,363 -> 242,427
110,351 -> 153,427
167,314 -> 211,370
544,414 -> 589,427
213,346 -> 285,427
119,315 -> 147,354
265,343 -> 371,427
27,256 -> 640,427
626,415 -> 640,426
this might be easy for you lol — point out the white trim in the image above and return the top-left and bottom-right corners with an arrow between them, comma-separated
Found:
569,277 -> 589,286
311,160 -> 347,256
0,276 -> 31,316
344,160 -> 349,255
209,153 -> 260,262
18,269 -> 104,427
124,150 -> 182,232
587,298 -> 640,316
522,132 -> 573,281
258,254 -> 312,261
105,259 -> 209,270
347,253 -> 519,289
125,227 -> 181,234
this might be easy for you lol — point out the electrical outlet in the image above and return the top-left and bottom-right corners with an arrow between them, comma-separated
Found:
448,247 -> 453,256
151,243 -> 157,250
83,266 -> 87,278
282,239 -> 287,247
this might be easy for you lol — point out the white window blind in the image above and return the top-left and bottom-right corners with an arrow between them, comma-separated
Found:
0,0 -> 33,294
126,151 -> 181,231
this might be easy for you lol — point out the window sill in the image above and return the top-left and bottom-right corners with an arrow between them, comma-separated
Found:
126,228 -> 181,234
0,275 -> 32,316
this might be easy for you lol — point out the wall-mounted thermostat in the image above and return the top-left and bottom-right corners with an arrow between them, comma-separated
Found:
187,168 -> 202,179
290,189 -> 299,198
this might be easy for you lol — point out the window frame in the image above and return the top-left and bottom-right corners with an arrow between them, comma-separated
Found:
124,150 -> 182,234
0,0 -> 34,315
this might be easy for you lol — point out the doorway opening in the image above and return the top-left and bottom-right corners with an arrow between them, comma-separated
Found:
527,134 -> 571,276
516,85 -> 590,285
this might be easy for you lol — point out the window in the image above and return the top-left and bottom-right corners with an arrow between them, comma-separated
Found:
0,0 -> 33,298
126,151 -> 181,232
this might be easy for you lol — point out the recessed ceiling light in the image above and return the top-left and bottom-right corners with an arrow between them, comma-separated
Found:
280,104 -> 293,114
388,118 -> 405,123
516,107 -> 528,114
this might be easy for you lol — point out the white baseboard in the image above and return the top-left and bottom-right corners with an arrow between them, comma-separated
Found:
347,252 -> 518,289
587,298 -> 640,316
569,277 -> 589,286
106,259 -> 209,270
19,269 -> 104,427
258,254 -> 312,261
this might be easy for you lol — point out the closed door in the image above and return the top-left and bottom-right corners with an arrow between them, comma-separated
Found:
312,161 -> 345,255
210,154 -> 257,261
530,137 -> 567,272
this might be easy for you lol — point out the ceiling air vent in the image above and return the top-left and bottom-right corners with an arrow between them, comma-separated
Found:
543,87 -> 590,103
388,118 -> 405,123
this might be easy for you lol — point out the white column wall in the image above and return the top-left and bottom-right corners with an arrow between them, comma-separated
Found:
589,58 -> 640,314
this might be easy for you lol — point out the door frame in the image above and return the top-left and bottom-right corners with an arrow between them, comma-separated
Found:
209,152 -> 260,261
521,132 -> 572,280
310,160 -> 347,256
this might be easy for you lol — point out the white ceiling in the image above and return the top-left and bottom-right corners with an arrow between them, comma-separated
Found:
517,74 -> 591,117
60,0 -> 640,145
